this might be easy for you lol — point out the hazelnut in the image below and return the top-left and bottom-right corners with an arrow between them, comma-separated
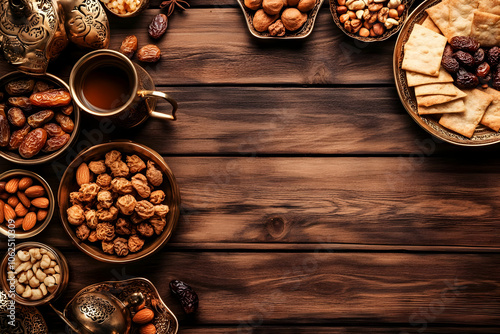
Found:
252,9 -> 279,32
297,0 -> 315,12
262,0 -> 284,15
397,4 -> 405,16
369,28 -> 377,36
389,8 -> 399,19
337,6 -> 348,15
372,22 -> 385,35
244,0 -> 262,10
359,27 -> 370,37
363,21 -> 373,29
281,8 -> 307,31
337,0 -> 346,5
339,13 -> 350,24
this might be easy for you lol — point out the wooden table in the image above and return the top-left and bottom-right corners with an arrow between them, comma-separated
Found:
1,0 -> 500,332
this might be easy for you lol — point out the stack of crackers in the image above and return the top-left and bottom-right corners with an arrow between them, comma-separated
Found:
401,0 -> 500,138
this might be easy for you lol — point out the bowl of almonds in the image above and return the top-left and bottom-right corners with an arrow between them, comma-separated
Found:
0,170 -> 55,239
0,71 -> 80,165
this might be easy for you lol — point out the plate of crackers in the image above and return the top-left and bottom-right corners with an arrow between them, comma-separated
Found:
394,0 -> 500,146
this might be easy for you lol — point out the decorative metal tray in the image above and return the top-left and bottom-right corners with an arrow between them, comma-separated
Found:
0,291 -> 48,334
236,0 -> 325,39
393,0 -> 500,146
64,278 -> 178,334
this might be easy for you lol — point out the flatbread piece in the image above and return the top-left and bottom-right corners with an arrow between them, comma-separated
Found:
478,0 -> 500,16
470,11 -> 500,47
422,16 -> 442,34
414,83 -> 463,96
418,99 -> 466,115
447,0 -> 479,38
480,87 -> 500,131
426,0 -> 452,39
406,67 -> 454,87
417,90 -> 467,107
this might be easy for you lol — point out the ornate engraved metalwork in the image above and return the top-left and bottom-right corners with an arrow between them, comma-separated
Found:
0,291 -> 48,334
77,294 -> 116,324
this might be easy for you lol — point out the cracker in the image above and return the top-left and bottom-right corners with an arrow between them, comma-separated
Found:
402,24 -> 448,76
478,0 -> 500,16
414,83 -> 462,96
426,0 -> 452,39
422,16 -> 442,34
471,11 -> 500,47
439,89 -> 494,138
406,67 -> 454,87
480,87 -> 500,131
418,99 -> 465,115
417,90 -> 467,107
447,0 -> 479,38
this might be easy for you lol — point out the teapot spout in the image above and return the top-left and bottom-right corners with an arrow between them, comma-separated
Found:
8,0 -> 33,17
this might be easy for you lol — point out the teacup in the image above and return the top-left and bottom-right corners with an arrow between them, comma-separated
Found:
69,49 -> 177,128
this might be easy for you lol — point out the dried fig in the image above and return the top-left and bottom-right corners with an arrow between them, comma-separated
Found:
252,9 -> 279,32
297,0 -> 315,12
244,0 -> 262,10
262,0 -> 283,15
281,8 -> 307,31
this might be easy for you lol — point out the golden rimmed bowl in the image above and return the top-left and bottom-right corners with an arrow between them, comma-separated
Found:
237,0 -> 325,39
102,0 -> 150,18
393,0 -> 500,145
58,141 -> 181,263
0,170 -> 55,239
0,71 -> 80,165
330,0 -> 415,42
0,242 -> 69,307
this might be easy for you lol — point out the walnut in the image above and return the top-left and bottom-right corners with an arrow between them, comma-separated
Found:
109,160 -> 130,178
97,190 -> 113,209
96,173 -> 112,189
114,237 -> 129,257
128,235 -> 145,253
130,213 -> 144,224
149,190 -> 165,205
79,183 -> 100,202
105,150 -> 122,167
135,200 -> 155,220
88,160 -> 107,175
150,216 -> 167,235
146,161 -> 163,186
70,192 -> 83,206
76,224 -> 90,240
67,205 -> 85,225
96,222 -> 115,241
126,155 -> 146,173
116,218 -> 133,235
268,19 -> 286,36
154,204 -> 169,218
131,173 -> 151,198
85,209 -> 99,229
102,240 -> 114,254
96,206 -> 119,222
111,177 -> 133,194
116,195 -> 136,215
88,230 -> 98,242
137,222 -> 154,237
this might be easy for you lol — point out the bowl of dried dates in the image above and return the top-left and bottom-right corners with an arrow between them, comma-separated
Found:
58,141 -> 180,263
0,71 -> 79,165
0,170 -> 55,239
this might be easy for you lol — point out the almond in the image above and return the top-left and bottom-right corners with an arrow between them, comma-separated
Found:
7,196 -> 19,207
76,163 -> 91,186
37,209 -> 48,222
17,191 -> 30,208
22,212 -> 37,231
4,204 -> 16,222
132,308 -> 155,324
0,200 -> 4,224
5,178 -> 19,193
0,192 -> 9,200
0,181 -> 6,192
31,197 -> 49,209
15,203 -> 28,217
14,218 -> 23,228
25,185 -> 45,198
18,177 -> 33,191
139,323 -> 156,334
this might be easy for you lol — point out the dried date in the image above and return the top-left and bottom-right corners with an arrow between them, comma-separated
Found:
148,14 -> 168,39
33,81 -> 54,93
19,128 -> 47,158
8,97 -> 32,111
42,133 -> 70,152
0,114 -> 10,147
492,69 -> 500,91
27,110 -> 54,128
169,280 -> 199,314
450,36 -> 479,53
55,113 -> 74,133
43,123 -> 65,137
455,68 -> 479,89
5,79 -> 35,96
7,107 -> 26,127
61,105 -> 73,115
30,89 -> 71,107
474,48 -> 485,65
476,62 -> 491,78
488,47 -> 500,67
137,45 -> 161,63
442,56 -> 459,73
119,35 -> 138,58
454,51 -> 475,68
8,124 -> 30,150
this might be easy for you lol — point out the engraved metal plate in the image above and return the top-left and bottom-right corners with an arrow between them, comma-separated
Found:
0,291 -> 48,334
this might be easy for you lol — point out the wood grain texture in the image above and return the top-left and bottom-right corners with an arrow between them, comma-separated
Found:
37,251 -> 500,330
179,326 -> 500,333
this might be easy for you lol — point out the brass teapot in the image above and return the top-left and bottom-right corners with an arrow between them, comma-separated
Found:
0,0 -> 110,73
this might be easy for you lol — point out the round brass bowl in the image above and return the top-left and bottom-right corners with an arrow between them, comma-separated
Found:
0,242 -> 69,307
0,170 -> 55,239
330,0 -> 415,42
0,71 -> 80,165
103,0 -> 150,18
58,141 -> 181,263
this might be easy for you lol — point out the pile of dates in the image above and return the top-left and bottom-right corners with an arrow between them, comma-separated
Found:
0,78 -> 75,159
441,36 -> 500,90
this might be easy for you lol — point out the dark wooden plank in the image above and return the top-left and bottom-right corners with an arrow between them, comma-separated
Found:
3,156 -> 500,249
180,326 -> 500,333
37,251 -> 500,329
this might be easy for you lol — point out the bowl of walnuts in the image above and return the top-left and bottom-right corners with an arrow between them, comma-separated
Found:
58,141 -> 180,263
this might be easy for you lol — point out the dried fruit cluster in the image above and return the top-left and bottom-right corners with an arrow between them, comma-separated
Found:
7,247 -> 61,301
0,78 -> 74,159
119,35 -> 162,63
442,36 -> 500,90
67,150 -> 170,257
0,176 -> 50,231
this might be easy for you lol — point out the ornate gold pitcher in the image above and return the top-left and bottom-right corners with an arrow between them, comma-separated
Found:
0,0 -> 110,74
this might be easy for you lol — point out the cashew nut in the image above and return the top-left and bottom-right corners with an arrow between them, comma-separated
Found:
384,17 -> 399,29
29,248 -> 42,263
29,276 -> 40,288
387,0 -> 401,8
39,283 -> 47,296
40,248 -> 47,255
44,276 -> 56,287
53,273 -> 61,285
35,269 -> 47,282
17,250 -> 30,262
26,269 -> 34,281
30,289 -> 43,300
21,285 -> 32,298
47,251 -> 56,261
14,262 -> 32,275
32,261 -> 40,273
54,265 -> 60,274
18,272 -> 27,284
16,284 -> 25,295
40,254 -> 50,269
13,255 -> 21,268
47,285 -> 57,293
49,260 -> 57,268
43,268 -> 55,275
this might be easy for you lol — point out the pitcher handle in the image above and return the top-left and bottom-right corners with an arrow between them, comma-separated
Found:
138,90 -> 178,121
